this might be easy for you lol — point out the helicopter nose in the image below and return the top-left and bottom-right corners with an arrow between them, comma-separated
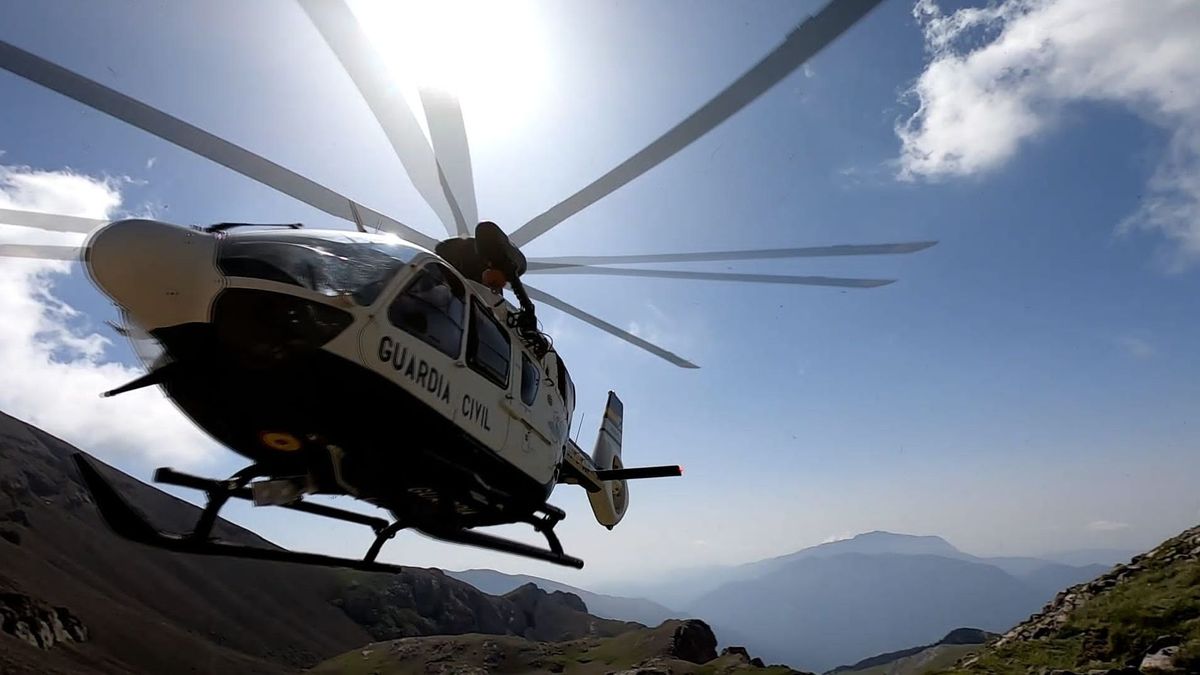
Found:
85,219 -> 223,330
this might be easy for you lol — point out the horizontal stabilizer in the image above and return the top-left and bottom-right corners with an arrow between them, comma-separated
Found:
595,465 -> 683,481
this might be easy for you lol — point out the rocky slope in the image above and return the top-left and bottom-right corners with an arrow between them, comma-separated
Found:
312,619 -> 807,675
0,410 -> 640,673
936,523 -> 1200,674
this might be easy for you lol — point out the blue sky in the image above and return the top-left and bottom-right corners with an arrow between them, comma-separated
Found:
1,0 -> 1198,586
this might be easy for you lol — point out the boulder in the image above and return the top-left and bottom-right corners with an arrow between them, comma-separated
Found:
667,620 -> 717,664
1140,645 -> 1182,673
720,645 -> 751,661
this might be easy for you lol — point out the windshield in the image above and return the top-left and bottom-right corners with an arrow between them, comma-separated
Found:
217,233 -> 421,305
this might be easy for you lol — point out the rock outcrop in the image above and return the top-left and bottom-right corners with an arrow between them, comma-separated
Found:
668,620 -> 719,663
0,592 -> 88,650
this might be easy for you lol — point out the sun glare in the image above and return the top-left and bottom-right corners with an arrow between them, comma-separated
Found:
347,0 -> 550,139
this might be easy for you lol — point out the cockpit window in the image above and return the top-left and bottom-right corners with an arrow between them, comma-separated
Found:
388,264 -> 466,358
218,234 -> 420,305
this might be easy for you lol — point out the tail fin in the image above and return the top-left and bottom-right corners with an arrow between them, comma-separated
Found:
588,391 -> 628,529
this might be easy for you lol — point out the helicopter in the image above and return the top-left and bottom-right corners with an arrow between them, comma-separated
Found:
0,0 -> 932,570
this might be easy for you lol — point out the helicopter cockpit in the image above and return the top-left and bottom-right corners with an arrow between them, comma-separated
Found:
217,231 -> 424,305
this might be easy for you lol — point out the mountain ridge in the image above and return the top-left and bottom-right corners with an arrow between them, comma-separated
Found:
600,530 -> 1121,611
828,627 -> 996,674
445,567 -> 680,627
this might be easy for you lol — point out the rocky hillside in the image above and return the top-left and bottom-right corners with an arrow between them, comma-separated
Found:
447,568 -> 680,627
332,577 -> 640,643
312,619 -> 808,674
936,523 -> 1200,674
0,410 -> 639,673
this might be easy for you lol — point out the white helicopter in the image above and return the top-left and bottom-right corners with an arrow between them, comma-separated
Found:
0,0 -> 932,569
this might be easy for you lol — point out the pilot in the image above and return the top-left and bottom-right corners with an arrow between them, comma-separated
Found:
481,265 -> 507,293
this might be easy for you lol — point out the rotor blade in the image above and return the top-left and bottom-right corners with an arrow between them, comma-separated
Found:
0,207 -> 106,233
297,0 -> 463,238
525,265 -> 893,288
0,244 -> 82,261
508,0 -> 884,247
528,241 -> 937,267
0,39 -> 437,249
523,283 -> 698,369
420,86 -> 478,235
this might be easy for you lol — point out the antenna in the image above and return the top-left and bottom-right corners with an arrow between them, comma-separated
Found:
347,201 -> 366,232
572,412 -> 586,443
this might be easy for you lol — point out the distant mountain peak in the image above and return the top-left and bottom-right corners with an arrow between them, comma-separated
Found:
852,530 -> 953,543
759,530 -> 964,569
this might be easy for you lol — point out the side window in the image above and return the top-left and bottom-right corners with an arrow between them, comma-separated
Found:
556,356 -> 575,410
520,354 -> 540,406
387,264 -> 465,358
467,299 -> 511,387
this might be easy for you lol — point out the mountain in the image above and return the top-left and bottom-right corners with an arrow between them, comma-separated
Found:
676,531 -> 1112,672
602,532 -> 1108,613
311,618 -> 809,674
0,410 -> 641,673
830,627 -> 996,675
747,532 -> 964,574
597,533 -> 967,612
691,553 -> 1046,673
446,568 -> 680,627
935,523 -> 1200,674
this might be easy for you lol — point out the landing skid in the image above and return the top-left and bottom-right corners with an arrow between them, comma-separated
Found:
73,454 -> 584,571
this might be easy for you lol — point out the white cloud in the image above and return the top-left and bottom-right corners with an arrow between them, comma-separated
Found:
1115,336 -> 1154,359
0,162 -> 217,468
897,0 -> 1200,264
822,531 -> 854,544
0,163 -> 122,219
1087,519 -> 1130,532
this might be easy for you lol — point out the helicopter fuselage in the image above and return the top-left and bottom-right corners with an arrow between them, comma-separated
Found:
87,219 -> 577,528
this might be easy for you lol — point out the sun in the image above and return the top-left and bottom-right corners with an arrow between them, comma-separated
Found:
346,0 -> 550,139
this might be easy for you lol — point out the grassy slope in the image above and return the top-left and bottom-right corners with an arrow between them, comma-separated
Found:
934,526 -> 1200,674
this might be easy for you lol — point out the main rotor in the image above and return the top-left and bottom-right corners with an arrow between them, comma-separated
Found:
0,0 -> 935,369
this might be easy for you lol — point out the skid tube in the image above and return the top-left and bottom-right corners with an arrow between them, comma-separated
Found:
73,454 -> 584,571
